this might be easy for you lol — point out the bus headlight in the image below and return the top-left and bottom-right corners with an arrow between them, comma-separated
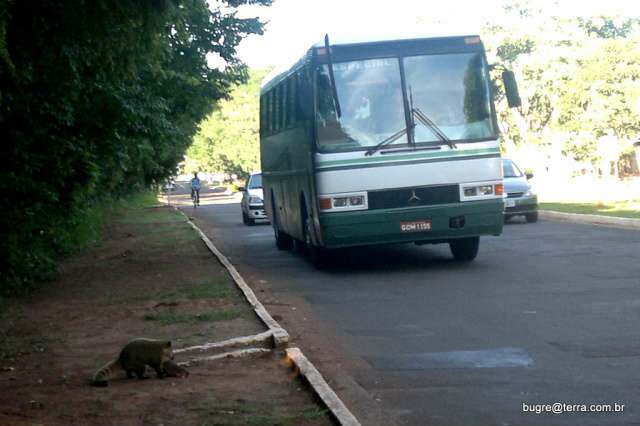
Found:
478,185 -> 494,195
461,182 -> 503,201
319,192 -> 368,212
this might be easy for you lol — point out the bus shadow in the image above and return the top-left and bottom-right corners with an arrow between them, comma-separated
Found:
318,244 -> 467,273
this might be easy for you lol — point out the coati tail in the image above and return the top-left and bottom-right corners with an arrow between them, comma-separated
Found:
91,359 -> 122,387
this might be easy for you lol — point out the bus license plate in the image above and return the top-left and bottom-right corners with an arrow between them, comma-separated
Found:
400,220 -> 432,233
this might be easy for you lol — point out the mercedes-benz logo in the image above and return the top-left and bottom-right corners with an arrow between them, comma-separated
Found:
408,190 -> 421,203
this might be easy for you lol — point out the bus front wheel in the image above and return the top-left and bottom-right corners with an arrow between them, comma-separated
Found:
309,245 -> 332,269
449,237 -> 479,261
272,206 -> 292,250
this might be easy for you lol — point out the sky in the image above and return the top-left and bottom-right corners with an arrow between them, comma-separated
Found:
233,0 -> 640,69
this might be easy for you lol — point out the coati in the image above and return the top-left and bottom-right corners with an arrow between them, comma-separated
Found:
91,338 -> 174,387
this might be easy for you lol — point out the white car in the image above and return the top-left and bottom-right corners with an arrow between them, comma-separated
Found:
240,172 -> 267,225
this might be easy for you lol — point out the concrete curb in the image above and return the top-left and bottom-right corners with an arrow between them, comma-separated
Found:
175,207 -> 361,426
540,210 -> 640,230
179,348 -> 272,367
175,330 -> 275,354
286,348 -> 361,426
176,208 -> 289,347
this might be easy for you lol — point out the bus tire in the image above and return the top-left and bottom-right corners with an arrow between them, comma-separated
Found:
294,203 -> 311,254
272,205 -> 292,250
292,238 -> 306,254
309,245 -> 331,269
449,236 -> 479,261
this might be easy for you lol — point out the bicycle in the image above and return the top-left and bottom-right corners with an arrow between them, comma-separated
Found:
191,188 -> 200,208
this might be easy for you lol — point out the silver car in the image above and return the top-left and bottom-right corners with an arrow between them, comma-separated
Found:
503,158 -> 538,223
240,172 -> 267,226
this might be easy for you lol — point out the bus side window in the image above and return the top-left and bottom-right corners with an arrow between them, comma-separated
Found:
268,91 -> 274,135
288,75 -> 296,127
273,86 -> 282,133
281,82 -> 288,130
260,96 -> 266,136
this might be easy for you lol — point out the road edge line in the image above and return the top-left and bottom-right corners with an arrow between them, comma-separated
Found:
175,207 -> 362,426
540,210 -> 640,230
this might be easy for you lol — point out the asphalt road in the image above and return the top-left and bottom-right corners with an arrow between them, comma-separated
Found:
175,188 -> 640,426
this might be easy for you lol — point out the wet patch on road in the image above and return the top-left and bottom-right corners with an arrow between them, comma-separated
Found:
367,347 -> 533,370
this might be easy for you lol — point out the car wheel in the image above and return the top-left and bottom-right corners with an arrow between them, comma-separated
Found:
449,236 -> 480,261
242,211 -> 248,225
526,212 -> 539,223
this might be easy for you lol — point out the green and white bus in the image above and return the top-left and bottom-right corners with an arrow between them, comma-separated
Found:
260,34 -> 520,267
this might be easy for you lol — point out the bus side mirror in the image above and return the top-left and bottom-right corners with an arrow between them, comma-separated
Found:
502,70 -> 521,108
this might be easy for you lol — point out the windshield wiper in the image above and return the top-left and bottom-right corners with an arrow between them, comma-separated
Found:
364,125 -> 413,156
324,34 -> 341,118
365,89 -> 457,156
412,107 -> 456,149
407,86 -> 456,149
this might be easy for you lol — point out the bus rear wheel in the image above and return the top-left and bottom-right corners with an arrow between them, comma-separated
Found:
449,236 -> 479,261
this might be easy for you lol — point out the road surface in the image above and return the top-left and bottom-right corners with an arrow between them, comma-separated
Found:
173,187 -> 639,426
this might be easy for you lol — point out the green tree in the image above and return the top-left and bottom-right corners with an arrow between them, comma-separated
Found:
484,2 -> 640,173
1,0 -> 271,291
186,68 -> 270,177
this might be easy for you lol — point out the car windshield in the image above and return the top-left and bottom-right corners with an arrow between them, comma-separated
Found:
248,174 -> 262,189
503,160 -> 523,178
316,58 -> 407,152
403,52 -> 496,143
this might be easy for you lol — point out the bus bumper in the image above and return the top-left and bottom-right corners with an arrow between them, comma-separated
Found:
318,199 -> 503,248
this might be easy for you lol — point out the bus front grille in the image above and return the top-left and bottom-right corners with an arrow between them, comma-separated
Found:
367,184 -> 460,210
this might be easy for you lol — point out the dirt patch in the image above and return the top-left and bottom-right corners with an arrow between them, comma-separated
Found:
0,206 -> 331,425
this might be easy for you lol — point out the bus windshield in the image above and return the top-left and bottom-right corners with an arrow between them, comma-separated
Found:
315,52 -> 496,153
404,52 -> 496,143
316,58 -> 408,152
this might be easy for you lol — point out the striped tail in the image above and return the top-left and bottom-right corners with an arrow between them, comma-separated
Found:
91,359 -> 121,387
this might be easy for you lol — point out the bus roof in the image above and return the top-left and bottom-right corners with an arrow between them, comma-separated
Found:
310,32 -> 480,48
260,33 -> 482,94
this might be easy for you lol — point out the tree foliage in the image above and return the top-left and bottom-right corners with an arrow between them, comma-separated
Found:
484,4 -> 640,174
0,0 -> 270,291
185,68 -> 269,177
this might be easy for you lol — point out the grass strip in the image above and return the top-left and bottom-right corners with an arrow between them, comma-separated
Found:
143,309 -> 240,326
540,200 -> 640,219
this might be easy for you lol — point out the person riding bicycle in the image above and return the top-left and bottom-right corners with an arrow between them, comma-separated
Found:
190,172 -> 201,206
